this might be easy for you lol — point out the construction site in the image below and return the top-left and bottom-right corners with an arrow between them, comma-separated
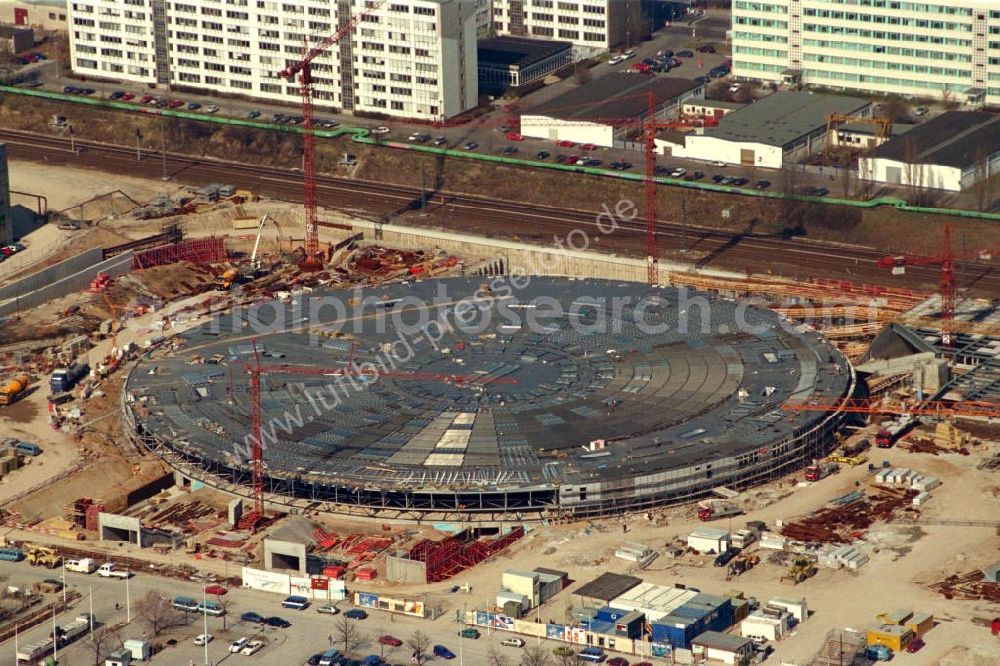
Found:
0,9 -> 996,665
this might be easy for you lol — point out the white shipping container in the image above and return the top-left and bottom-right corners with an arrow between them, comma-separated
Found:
912,491 -> 932,506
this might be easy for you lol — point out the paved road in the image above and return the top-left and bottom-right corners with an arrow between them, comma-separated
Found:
0,561 -> 613,666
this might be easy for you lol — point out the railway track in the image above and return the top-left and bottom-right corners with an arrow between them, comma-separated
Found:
4,127 -> 999,295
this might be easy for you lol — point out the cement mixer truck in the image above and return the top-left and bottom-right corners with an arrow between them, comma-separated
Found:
0,374 -> 30,406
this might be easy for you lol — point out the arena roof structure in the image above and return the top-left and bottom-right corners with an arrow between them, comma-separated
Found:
124,277 -> 853,520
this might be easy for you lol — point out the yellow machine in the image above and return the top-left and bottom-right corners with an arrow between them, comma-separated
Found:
828,454 -> 868,466
24,544 -> 62,569
218,268 -> 240,290
0,374 -> 30,406
781,557 -> 817,584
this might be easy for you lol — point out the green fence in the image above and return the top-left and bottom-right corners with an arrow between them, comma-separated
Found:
5,85 -> 1000,222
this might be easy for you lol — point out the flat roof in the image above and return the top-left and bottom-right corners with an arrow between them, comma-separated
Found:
527,74 -> 702,121
690,527 -> 730,539
872,624 -> 912,636
839,121 -> 912,137
692,630 -> 754,651
704,91 -> 870,147
533,567 -> 568,578
866,111 -> 1000,168
478,36 -> 571,69
573,572 -> 643,602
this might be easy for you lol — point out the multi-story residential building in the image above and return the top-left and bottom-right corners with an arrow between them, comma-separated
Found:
68,0 -> 478,120
490,0 -> 627,56
732,0 -> 999,107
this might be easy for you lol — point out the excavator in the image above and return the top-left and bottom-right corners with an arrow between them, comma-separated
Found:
24,543 -> 62,569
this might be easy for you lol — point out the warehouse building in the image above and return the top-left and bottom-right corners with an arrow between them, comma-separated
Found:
477,36 -> 572,94
858,111 -> 1000,192
490,0 -> 627,56
572,572 -> 642,609
655,91 -> 871,168
731,0 -> 1000,108
520,74 -> 704,147
0,0 -> 65,31
687,527 -> 730,554
740,610 -> 791,642
67,0 -> 479,121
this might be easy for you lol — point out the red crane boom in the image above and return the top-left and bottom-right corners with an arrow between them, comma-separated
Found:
238,340 -> 516,530
278,1 -> 386,271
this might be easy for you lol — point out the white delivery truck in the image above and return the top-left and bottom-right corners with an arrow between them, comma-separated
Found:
65,558 -> 98,573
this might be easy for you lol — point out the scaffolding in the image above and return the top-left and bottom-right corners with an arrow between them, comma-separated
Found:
133,237 -> 228,270
408,527 -> 525,583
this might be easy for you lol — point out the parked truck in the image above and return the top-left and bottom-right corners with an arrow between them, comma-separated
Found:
54,614 -> 92,646
804,462 -> 839,482
876,415 -> 916,448
97,563 -> 131,579
50,363 -> 89,394
866,645 -> 893,661
698,501 -> 743,521
0,374 -> 31,406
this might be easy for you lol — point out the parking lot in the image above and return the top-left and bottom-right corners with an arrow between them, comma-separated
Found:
1,562 -> 612,666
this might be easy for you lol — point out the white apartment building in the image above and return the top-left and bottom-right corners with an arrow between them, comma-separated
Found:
731,0 -> 1000,107
490,0 -> 627,55
68,0 -> 478,120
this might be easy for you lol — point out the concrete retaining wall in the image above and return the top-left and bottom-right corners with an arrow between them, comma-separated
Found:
0,249 -> 133,317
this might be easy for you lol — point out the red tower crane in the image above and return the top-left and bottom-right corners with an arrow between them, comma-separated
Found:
278,1 -> 386,271
877,224 -> 1000,347
521,92 -> 703,286
239,340 -> 516,530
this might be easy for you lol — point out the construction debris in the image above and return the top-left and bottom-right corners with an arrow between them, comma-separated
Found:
928,570 -> 1000,602
779,487 -> 918,544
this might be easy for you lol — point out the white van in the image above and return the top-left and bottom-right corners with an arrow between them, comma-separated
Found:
65,558 -> 97,574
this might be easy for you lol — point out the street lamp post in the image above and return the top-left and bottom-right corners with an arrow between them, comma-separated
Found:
125,568 -> 131,623
52,605 -> 59,662
202,587 -> 210,665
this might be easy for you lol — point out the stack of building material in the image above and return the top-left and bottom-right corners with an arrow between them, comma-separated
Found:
615,542 -> 655,564
912,492 -> 932,506
933,422 -> 968,449
759,533 -> 787,550
355,567 -> 377,580
819,545 -> 869,570
0,449 -> 20,476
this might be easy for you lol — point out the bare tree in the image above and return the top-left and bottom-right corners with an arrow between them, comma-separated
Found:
407,630 -> 433,665
572,61 -> 592,85
876,97 -> 909,122
82,625 -> 119,666
554,650 -> 577,666
838,161 -> 854,198
521,644 -> 553,666
134,591 -> 181,637
332,614 -> 366,655
487,644 -> 512,666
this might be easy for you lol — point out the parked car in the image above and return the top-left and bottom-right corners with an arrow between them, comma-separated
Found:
240,611 -> 265,624
714,548 -> 740,567
241,640 -> 264,655
609,161 -> 633,170
906,638 -> 925,653
78,88 -> 95,95
139,94 -> 154,104
433,136 -> 447,146
535,150 -> 550,159
372,126 -> 391,135
608,54 -> 625,65
608,658 -> 630,666
109,91 -> 125,100
656,49 -> 673,58
282,595 -> 309,610
166,99 -> 184,108
501,637 -> 526,648
317,605 -> 340,615
378,635 -> 403,647
408,132 -> 430,143
697,44 -> 716,53
433,645 -> 456,660
120,92 -> 135,101
686,171 -> 704,181
502,146 -> 518,155
671,168 -> 686,178
246,109 -> 261,119
204,584 -> 227,595
556,139 -> 576,148
229,637 -> 250,653
710,160 -> 727,167
264,616 -> 291,628
809,187 -> 830,196
695,75 -> 710,84
552,646 -> 574,656
343,609 -> 368,620
677,49 -> 694,57
308,654 -> 324,665
914,106 -> 928,116
462,141 -> 479,150
756,179 -> 772,189
458,628 -> 480,639
187,102 -> 201,110
204,104 -> 219,113
711,174 -> 725,183
193,634 -> 213,646
731,177 -> 749,186
582,158 -> 602,167
622,48 -> 636,58
581,143 -> 597,151
62,85 -> 79,94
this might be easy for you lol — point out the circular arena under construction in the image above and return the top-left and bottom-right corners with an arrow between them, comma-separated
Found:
123,277 -> 854,520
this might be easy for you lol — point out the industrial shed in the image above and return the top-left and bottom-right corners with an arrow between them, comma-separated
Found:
691,631 -> 754,665
571,572 -> 643,609
858,112 -> 1000,192
520,74 -> 704,148
655,91 -> 871,168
